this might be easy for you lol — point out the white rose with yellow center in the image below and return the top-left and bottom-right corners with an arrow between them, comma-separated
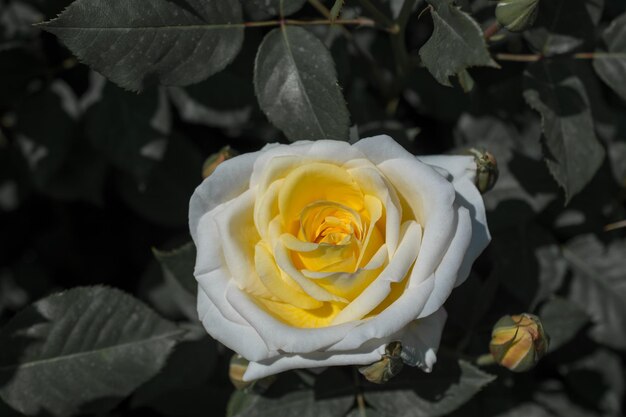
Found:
189,136 -> 490,381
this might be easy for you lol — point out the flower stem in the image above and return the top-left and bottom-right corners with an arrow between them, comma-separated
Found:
356,0 -> 398,32
483,21 -> 502,41
494,51 -> 626,62
476,353 -> 496,366
243,17 -> 377,29
352,367 -> 367,417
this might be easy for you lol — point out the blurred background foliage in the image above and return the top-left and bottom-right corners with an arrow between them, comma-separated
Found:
0,0 -> 625,416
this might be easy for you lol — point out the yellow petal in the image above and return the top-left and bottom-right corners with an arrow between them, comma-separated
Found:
255,242 -> 323,310
254,298 -> 343,328
278,163 -> 364,233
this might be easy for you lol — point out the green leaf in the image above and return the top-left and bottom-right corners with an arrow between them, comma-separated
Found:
153,242 -> 196,296
0,286 -> 182,416
243,0 -> 308,20
365,357 -> 496,417
419,0 -> 498,88
84,77 -> 170,183
593,13 -> 626,102
540,297 -> 588,352
563,235 -> 626,350
40,0 -> 244,92
131,334 -> 218,414
560,349 -> 624,415
228,369 -> 353,417
524,0 -> 603,55
523,60 -> 605,202
254,26 -> 350,141
153,242 -> 197,321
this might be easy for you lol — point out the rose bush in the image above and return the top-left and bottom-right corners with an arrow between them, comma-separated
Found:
189,135 -> 490,381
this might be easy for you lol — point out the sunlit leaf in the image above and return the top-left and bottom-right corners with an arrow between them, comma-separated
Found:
254,26 -> 350,141
540,297 -> 588,352
563,235 -> 626,350
40,0 -> 244,91
0,286 -> 182,416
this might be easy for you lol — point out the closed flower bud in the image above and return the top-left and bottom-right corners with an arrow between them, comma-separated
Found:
469,148 -> 499,193
229,354 -> 276,391
229,354 -> 253,390
495,0 -> 540,32
359,342 -> 404,384
489,313 -> 549,372
202,146 -> 238,179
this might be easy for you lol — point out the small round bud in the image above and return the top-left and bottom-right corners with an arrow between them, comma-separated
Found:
359,342 -> 404,384
468,148 -> 499,193
202,146 -> 238,179
495,0 -> 540,33
489,313 -> 549,372
229,354 -> 253,390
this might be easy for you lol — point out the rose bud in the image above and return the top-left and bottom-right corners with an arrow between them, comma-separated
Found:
229,354 -> 253,390
229,354 -> 276,391
202,146 -> 238,178
359,342 -> 404,384
468,148 -> 499,194
489,313 -> 549,372
495,0 -> 540,33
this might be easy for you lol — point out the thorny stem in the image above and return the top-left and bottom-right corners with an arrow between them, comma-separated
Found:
391,0 -> 418,80
353,367 -> 367,417
476,353 -> 497,367
356,0 -> 399,33
495,52 -> 626,62
605,220 -> 626,231
483,21 -> 502,41
306,0 -> 388,88
243,17 -> 385,29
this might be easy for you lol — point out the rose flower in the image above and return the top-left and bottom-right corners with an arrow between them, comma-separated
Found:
189,136 -> 490,381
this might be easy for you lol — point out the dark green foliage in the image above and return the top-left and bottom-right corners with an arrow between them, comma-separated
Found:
1,0 -> 625,416
523,61 -> 605,202
419,0 -> 498,87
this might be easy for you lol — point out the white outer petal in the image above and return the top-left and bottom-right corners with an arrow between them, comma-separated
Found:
197,284 -> 272,362
244,344 -> 387,381
189,151 -> 262,242
416,206 -> 472,317
250,140 -> 368,188
418,154 -> 491,287
399,307 -> 447,372
377,157 -> 456,286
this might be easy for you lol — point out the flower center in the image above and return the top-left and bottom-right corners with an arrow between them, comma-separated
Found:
299,201 -> 363,246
